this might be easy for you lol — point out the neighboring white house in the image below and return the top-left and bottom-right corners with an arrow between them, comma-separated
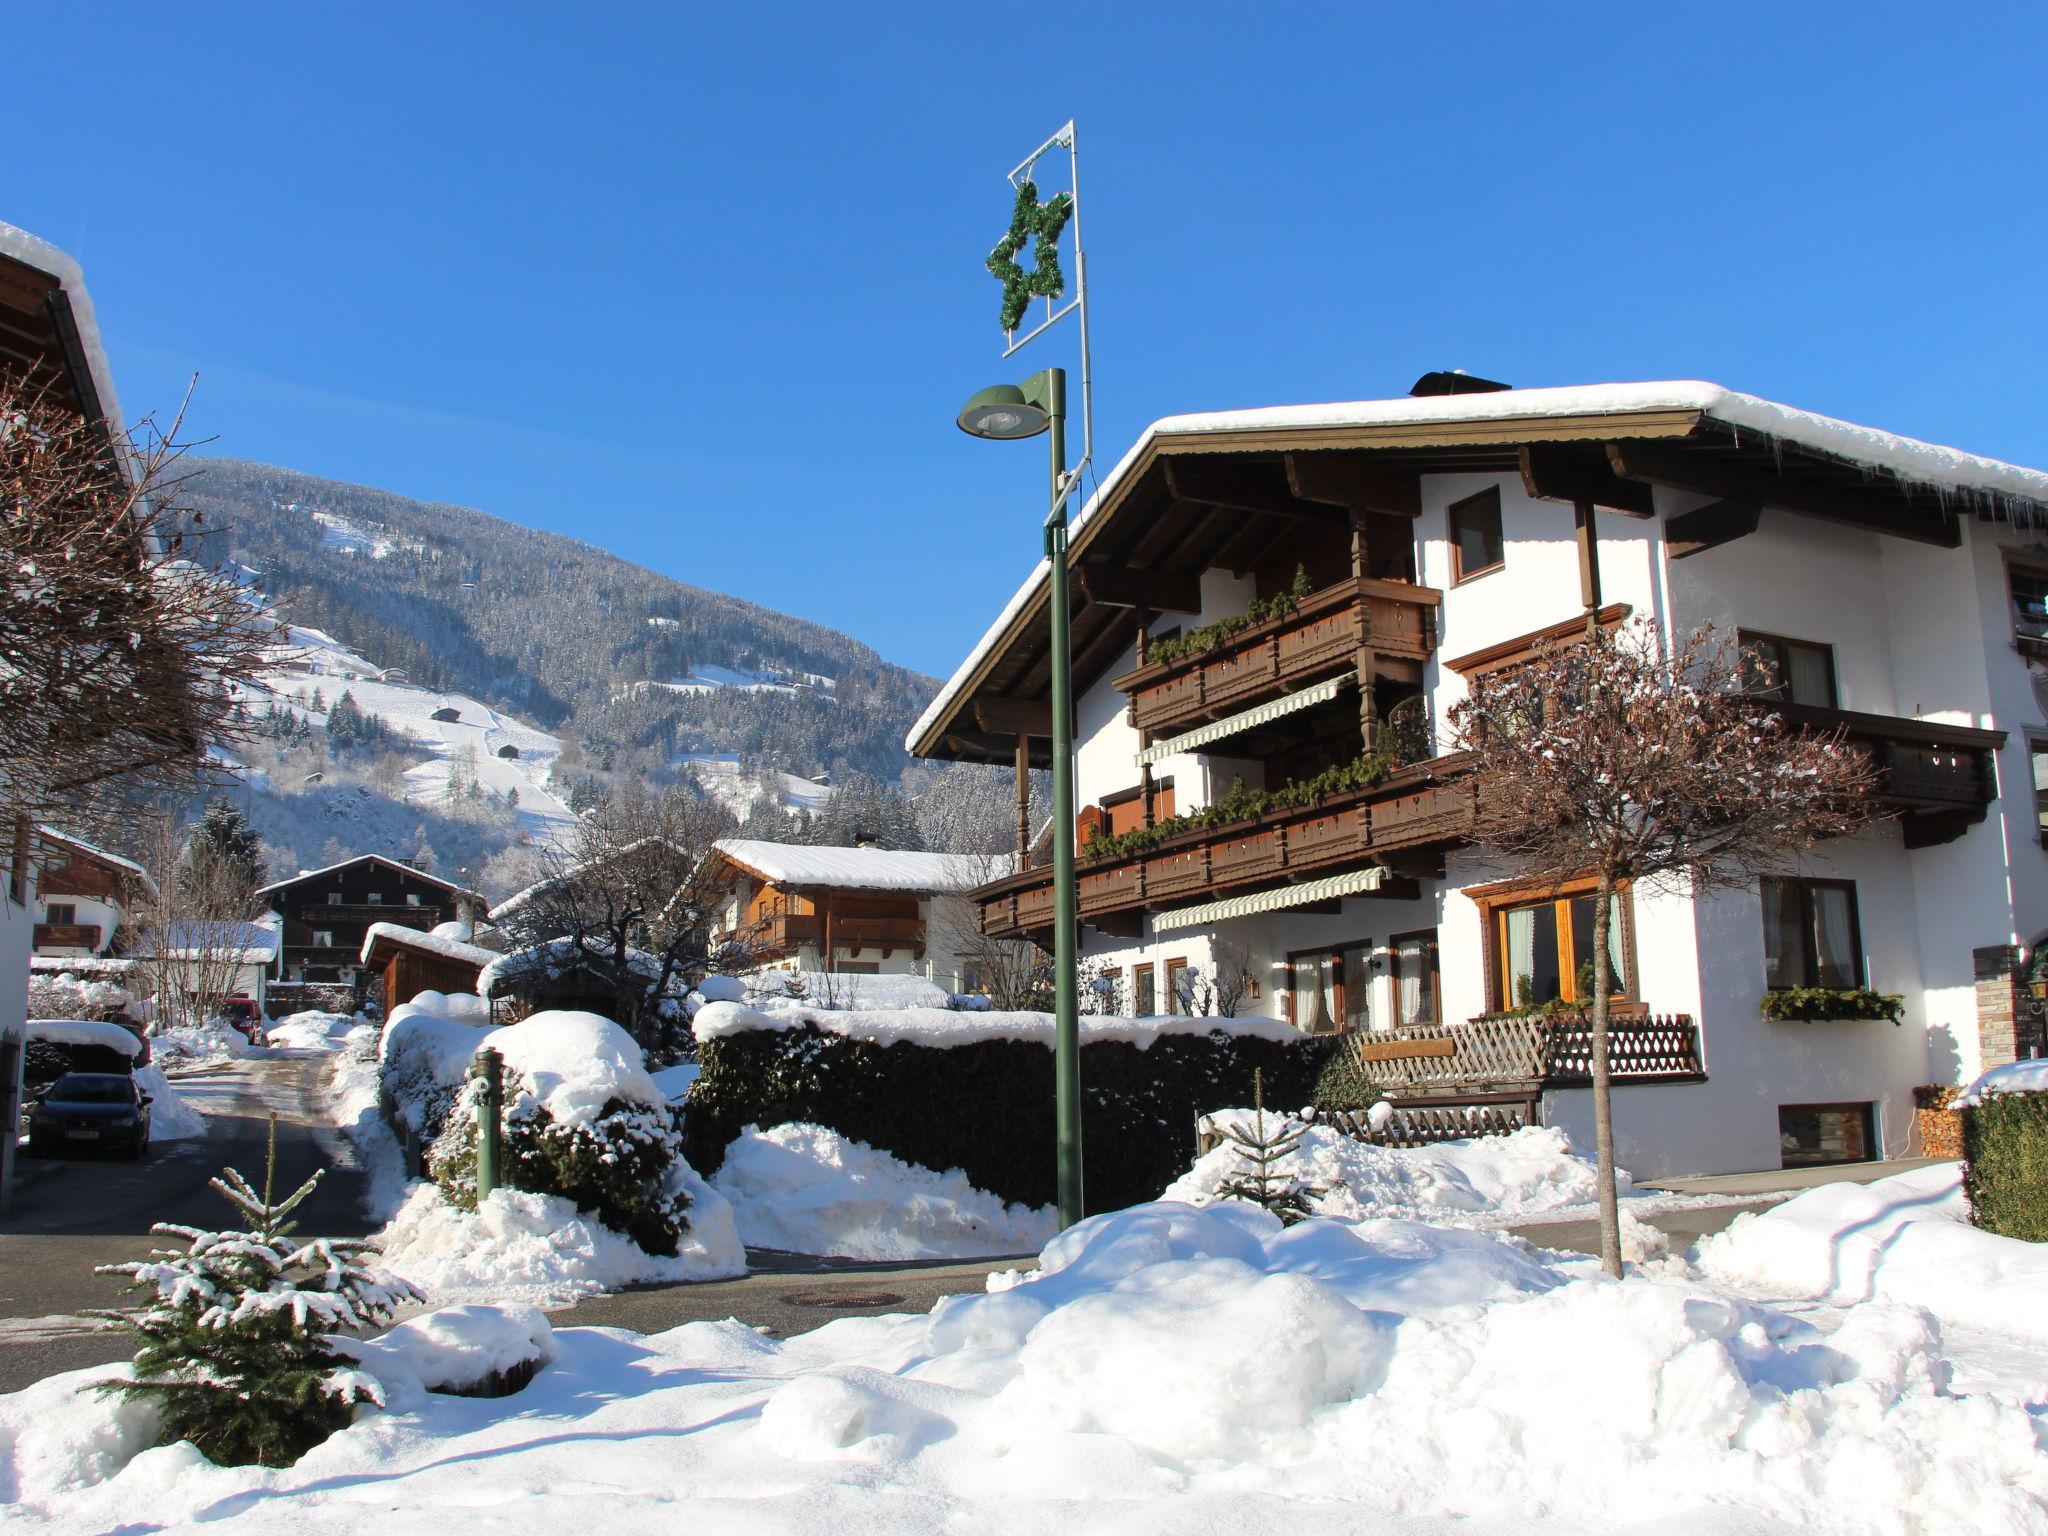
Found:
697,839 -> 1011,994
911,375 -> 2048,1178
128,919 -> 282,1017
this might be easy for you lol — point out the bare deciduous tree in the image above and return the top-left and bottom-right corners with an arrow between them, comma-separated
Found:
929,854 -> 1051,1010
1450,618 -> 1879,1277
1,379 -> 274,835
129,809 -> 268,1029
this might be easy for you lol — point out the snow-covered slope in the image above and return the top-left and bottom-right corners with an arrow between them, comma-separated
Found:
679,752 -> 835,820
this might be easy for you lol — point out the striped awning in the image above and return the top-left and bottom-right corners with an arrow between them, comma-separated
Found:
1135,677 -> 1347,767
1152,864 -> 1389,933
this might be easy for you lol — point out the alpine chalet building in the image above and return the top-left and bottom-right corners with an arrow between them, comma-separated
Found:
911,375 -> 2048,1177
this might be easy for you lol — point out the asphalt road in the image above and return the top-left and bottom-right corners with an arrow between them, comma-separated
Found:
0,1052 -> 372,1392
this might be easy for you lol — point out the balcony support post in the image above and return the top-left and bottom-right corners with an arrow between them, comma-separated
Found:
1014,734 -> 1032,862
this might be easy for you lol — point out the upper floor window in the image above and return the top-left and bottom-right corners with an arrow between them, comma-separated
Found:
405,893 -> 422,907
314,930 -> 335,948
365,892 -> 383,905
1761,877 -> 1862,989
326,892 -> 343,905
1449,487 -> 1504,582
44,903 -> 76,926
2030,735 -> 2048,847
1740,630 -> 1837,708
2010,561 -> 2048,653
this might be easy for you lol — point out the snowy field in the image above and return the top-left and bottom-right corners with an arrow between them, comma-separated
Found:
679,752 -> 835,820
3,1163 -> 2043,1534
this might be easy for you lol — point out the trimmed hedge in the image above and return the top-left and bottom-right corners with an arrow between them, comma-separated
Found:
1962,1090 -> 2048,1242
689,1025 -> 1332,1214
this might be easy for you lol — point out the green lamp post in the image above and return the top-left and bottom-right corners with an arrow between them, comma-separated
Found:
958,366 -> 1082,1229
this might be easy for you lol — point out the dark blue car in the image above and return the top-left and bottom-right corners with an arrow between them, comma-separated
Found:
26,1072 -> 153,1160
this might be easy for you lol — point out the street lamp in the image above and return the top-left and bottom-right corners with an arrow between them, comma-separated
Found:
958,365 -> 1083,1229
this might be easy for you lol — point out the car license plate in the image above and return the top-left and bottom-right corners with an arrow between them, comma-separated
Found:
65,1129 -> 100,1140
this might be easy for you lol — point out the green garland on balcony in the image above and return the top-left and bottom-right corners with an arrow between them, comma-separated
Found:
1144,566 -> 1314,668
1761,986 -> 1904,1024
1080,744 -> 1397,862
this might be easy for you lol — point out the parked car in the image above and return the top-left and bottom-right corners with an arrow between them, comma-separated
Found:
219,997 -> 263,1042
25,1072 -> 152,1160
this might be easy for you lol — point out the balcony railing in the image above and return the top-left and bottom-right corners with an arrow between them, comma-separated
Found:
724,913 -> 927,955
297,904 -> 445,924
1348,1013 -> 1705,1097
32,922 -> 102,951
1768,702 -> 2002,846
977,759 -> 1478,939
1113,576 -> 1441,736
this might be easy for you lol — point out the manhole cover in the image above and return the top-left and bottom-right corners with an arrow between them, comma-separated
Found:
781,1288 -> 906,1309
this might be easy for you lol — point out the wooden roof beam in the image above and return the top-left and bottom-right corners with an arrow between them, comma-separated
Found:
972,698 -> 1053,738
1518,444 -> 1655,517
1284,453 -> 1422,516
1665,497 -> 1762,560
1605,441 -> 1962,548
1162,459 -> 1348,523
1076,561 -> 1202,612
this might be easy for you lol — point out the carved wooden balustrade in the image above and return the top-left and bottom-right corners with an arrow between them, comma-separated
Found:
1345,1012 -> 1705,1098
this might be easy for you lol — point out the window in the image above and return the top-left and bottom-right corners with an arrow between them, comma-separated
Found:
1778,1102 -> 1875,1167
1471,877 -> 1633,1013
2010,562 -> 2048,652
326,892 -> 343,905
44,903 -> 76,926
1448,486 -> 1504,582
1390,930 -> 1440,1027
406,893 -> 422,907
1132,963 -> 1156,1017
314,930 -> 335,948
366,892 -> 383,905
1762,877 -> 1863,989
1165,958 -> 1189,1014
1740,630 -> 1837,708
834,961 -> 880,975
1287,942 -> 1373,1034
2032,736 -> 2048,847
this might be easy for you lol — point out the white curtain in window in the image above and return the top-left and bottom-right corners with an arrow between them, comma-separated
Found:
1811,886 -> 1857,988
1786,645 -> 1832,707
1342,947 -> 1371,1031
1505,907 -> 1537,1007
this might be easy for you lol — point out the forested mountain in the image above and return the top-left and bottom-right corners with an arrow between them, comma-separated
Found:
180,458 -> 938,785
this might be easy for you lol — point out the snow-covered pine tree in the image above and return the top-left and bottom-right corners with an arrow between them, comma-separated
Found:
1214,1068 -> 1322,1225
94,1118 -> 420,1468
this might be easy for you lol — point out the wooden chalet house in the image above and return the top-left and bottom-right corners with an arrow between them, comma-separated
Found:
912,373 -> 2048,1177
258,855 -> 484,988
31,828 -> 157,958
698,839 -> 1007,993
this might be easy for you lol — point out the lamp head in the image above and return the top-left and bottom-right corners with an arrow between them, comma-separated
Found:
957,383 -> 1050,440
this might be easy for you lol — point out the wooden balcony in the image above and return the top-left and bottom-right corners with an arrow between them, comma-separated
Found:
1349,1012 -> 1706,1098
977,759 -> 1477,939
297,903 -> 445,924
32,922 -> 102,952
726,912 -> 821,953
1770,702 -> 2003,847
1113,576 -> 1441,737
726,913 -> 926,956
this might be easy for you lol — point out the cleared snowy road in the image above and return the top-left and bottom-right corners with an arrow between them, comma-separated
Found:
0,1054 -> 370,1391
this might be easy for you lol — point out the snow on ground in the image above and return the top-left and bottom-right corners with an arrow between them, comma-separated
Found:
711,1123 -> 1056,1260
144,1019 -> 260,1070
1168,1118 -> 1624,1225
8,1197 -> 2045,1534
741,970 -> 952,1010
342,1304 -> 554,1400
639,662 -> 835,699
1693,1161 -> 2048,1340
307,509 -> 421,561
1955,1056 -> 2048,1106
678,752 -> 834,820
134,1064 -> 204,1142
326,1021 -> 410,1221
264,1010 -> 357,1051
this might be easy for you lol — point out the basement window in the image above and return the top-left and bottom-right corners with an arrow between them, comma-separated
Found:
1778,1102 -> 1875,1167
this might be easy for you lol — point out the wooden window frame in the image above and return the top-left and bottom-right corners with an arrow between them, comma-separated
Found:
2004,551 -> 2048,659
44,902 -> 77,926
1164,956 -> 1189,1015
1389,928 -> 1441,1027
1761,876 -> 1866,990
1448,486 -> 1505,584
1777,1101 -> 1877,1168
1738,628 -> 1838,709
1467,871 -> 1638,1013
1444,603 -> 1631,678
1131,962 -> 1156,1017
2029,732 -> 2048,850
1285,941 -> 1374,1034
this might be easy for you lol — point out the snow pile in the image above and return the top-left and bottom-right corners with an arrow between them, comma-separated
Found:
693,1000 -> 1301,1051
265,1010 -> 357,1051
480,1010 -> 660,1124
134,1063 -> 205,1142
1954,1056 -> 2048,1107
1167,1119 -> 1624,1226
379,993 -> 492,1139
26,974 -> 139,1025
12,1198 -> 2045,1533
694,974 -> 747,1004
649,1061 -> 699,1102
373,1175 -> 743,1306
327,1022 -> 409,1220
343,1304 -> 553,1401
711,1123 -> 1055,1260
148,1019 -> 259,1068
26,1018 -> 146,1060
1694,1162 -> 2048,1339
743,971 -> 953,1010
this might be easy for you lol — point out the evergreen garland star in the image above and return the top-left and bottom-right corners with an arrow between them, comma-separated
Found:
986,179 -> 1074,332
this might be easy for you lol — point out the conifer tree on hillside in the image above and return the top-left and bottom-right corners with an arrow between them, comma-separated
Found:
183,798 -> 264,903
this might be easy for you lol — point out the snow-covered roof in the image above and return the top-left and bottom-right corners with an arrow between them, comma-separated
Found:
0,223 -> 130,449
488,838 -> 690,923
478,936 -> 688,998
709,840 -> 1011,894
359,921 -> 500,968
25,1017 -> 146,1057
127,920 -> 280,965
29,954 -> 140,976
256,853 -> 482,902
910,379 -> 2048,755
36,826 -> 160,901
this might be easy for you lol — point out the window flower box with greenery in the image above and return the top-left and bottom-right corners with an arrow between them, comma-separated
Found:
1760,986 -> 1904,1024
1142,566 -> 1314,668
1079,743 -> 1398,862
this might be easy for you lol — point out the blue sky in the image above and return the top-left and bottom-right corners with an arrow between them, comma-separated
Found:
13,5 -> 2048,680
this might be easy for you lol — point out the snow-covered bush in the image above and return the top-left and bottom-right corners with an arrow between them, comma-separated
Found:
427,1011 -> 699,1257
27,973 -> 138,1023
1960,1086 -> 2048,1239
92,1158 -> 418,1468
379,991 -> 492,1149
690,1004 -> 1330,1212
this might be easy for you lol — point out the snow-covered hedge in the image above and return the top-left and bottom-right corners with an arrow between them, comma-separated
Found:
1960,1088 -> 2048,1240
379,992 -> 493,1150
690,1009 -> 1331,1213
427,1011 -> 702,1257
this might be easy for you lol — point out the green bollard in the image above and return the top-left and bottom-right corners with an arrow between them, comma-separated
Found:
472,1047 -> 504,1201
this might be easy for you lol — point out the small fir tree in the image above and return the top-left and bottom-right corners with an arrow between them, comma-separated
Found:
1214,1069 -> 1322,1225
93,1117 -> 420,1467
